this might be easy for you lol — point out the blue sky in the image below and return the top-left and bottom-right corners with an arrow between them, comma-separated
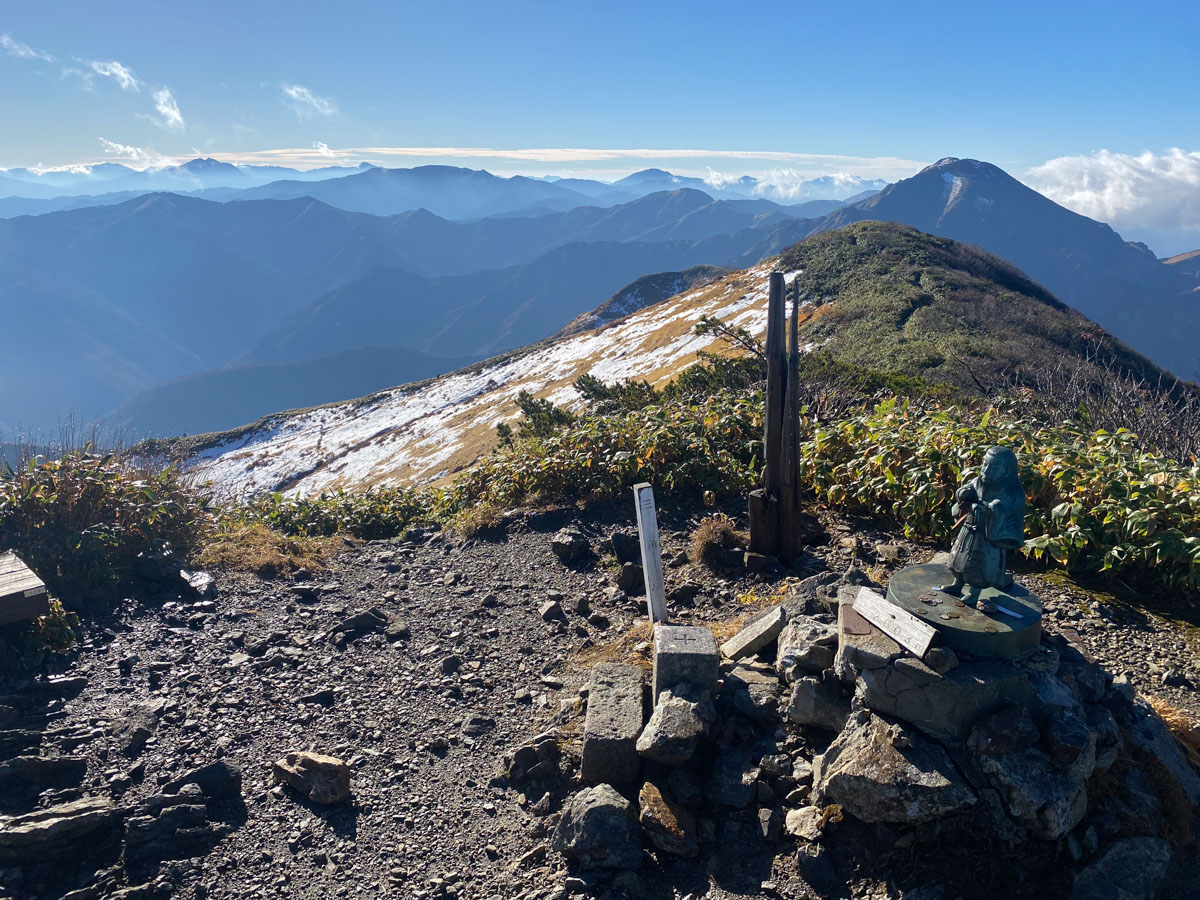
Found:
2,0 -> 1198,250
2,0 -> 1195,172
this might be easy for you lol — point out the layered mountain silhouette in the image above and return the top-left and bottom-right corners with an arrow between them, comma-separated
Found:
798,158 -> 1200,379
4,155 -> 1198,440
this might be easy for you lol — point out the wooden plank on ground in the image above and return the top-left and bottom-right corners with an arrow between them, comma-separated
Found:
852,587 -> 937,658
0,551 -> 49,626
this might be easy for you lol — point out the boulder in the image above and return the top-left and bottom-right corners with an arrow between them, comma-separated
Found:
784,805 -> 824,841
858,657 -> 1037,742
551,528 -> 591,562
326,607 -> 391,643
609,530 -> 641,565
125,784 -> 223,860
617,562 -> 645,595
163,760 -> 243,803
1070,836 -> 1171,900
724,663 -> 784,723
812,711 -> 976,824
0,755 -> 87,788
776,616 -> 837,681
552,784 -> 642,871
786,672 -> 849,732
636,686 -> 710,767
272,752 -> 351,804
975,741 -> 1093,840
707,751 -> 760,809
720,605 -> 786,661
834,596 -> 902,679
582,663 -> 645,785
114,704 -> 160,757
0,797 -> 124,864
967,704 -> 1039,756
638,782 -> 699,857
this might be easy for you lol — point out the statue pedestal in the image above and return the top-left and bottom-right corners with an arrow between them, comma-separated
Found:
885,563 -> 1042,659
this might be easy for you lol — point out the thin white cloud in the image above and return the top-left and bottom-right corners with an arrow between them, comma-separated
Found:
89,59 -> 139,91
1024,148 -> 1200,234
282,83 -> 336,121
97,137 -> 171,168
151,87 -> 184,131
313,141 -> 337,158
1,33 -> 53,62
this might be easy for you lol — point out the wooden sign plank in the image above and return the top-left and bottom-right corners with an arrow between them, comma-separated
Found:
632,483 -> 669,624
853,587 -> 937,658
0,550 -> 49,626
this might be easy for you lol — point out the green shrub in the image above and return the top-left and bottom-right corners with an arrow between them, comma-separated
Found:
799,398 -> 1200,588
0,452 -> 209,602
233,486 -> 433,541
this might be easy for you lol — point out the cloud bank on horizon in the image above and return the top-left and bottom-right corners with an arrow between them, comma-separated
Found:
1024,149 -> 1200,255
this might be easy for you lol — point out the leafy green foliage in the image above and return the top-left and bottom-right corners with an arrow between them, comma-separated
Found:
574,374 -> 659,414
514,390 -> 575,439
233,487 -> 432,540
800,398 -> 1200,588
0,451 -> 209,602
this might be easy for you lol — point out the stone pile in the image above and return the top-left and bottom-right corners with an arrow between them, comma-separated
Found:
539,568 -> 1200,899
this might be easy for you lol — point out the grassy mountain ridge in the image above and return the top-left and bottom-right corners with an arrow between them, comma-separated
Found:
180,222 -> 1174,496
777,222 -> 1168,391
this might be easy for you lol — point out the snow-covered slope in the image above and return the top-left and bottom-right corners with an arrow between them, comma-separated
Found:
184,263 -> 808,497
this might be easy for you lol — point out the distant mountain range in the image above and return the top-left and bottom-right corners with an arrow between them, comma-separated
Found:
4,155 -> 1198,442
0,161 -> 882,219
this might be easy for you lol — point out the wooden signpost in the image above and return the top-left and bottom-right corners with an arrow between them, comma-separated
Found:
748,272 -> 817,562
633,483 -> 669,624
0,551 -> 49,626
852,586 -> 937,658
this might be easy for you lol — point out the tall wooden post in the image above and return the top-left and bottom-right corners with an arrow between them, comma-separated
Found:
749,273 -> 811,561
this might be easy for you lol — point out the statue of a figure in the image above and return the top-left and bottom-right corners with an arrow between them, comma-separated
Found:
940,446 -> 1025,607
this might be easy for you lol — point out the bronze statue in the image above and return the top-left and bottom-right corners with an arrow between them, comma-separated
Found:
940,446 -> 1026,608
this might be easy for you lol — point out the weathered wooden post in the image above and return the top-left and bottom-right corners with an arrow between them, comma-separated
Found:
749,273 -> 809,561
633,483 -> 669,623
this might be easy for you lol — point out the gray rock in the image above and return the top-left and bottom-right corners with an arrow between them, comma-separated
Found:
859,657 -> 1037,742
114,704 -> 160,757
786,672 -> 849,733
812,712 -> 976,824
720,605 -> 786,661
724,664 -> 784,723
707,751 -> 760,808
638,782 -> 698,857
550,528 -> 591,562
776,616 -> 837,681
0,755 -> 87,788
967,704 -> 1039,756
609,530 -> 641,565
582,663 -> 645,785
539,600 -> 564,622
617,562 -> 645,595
0,797 -> 124,864
636,686 -> 709,767
163,760 -> 243,802
1070,837 -> 1171,900
667,768 -> 704,807
975,740 -> 1093,839
784,806 -> 824,841
652,625 -> 719,702
552,784 -> 642,871
326,607 -> 391,642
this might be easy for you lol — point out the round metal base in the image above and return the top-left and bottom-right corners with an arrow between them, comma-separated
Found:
886,563 -> 1042,659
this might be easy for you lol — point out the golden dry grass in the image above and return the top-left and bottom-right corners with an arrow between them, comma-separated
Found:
197,523 -> 337,578
688,513 -> 748,564
567,621 -> 655,674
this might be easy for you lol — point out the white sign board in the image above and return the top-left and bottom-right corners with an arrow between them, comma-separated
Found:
852,587 -> 937,658
633,483 -> 669,624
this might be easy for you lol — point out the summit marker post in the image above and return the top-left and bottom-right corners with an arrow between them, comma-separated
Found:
633,483 -> 669,624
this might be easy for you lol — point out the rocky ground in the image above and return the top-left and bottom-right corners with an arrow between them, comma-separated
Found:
1,499 -> 1198,900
